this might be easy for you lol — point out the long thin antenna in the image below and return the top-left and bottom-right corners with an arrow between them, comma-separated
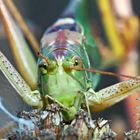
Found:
69,66 -> 140,80
37,52 -> 49,63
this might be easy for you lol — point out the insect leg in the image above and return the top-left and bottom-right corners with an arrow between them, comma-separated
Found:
77,91 -> 91,118
45,94 -> 69,111
86,78 -> 140,112
0,0 -> 38,89
0,51 -> 43,108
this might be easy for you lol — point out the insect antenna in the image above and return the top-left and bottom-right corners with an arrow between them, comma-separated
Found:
4,0 -> 40,54
69,66 -> 140,80
37,52 -> 50,63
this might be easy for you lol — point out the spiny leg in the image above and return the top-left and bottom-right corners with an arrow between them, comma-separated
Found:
86,78 -> 140,112
0,51 -> 43,108
0,0 -> 38,89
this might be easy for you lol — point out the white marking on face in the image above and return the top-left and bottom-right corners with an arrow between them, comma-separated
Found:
56,55 -> 64,75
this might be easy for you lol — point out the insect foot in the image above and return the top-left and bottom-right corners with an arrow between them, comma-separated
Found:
62,110 -> 94,140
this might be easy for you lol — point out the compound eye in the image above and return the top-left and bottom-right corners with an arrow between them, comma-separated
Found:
39,63 -> 48,75
72,56 -> 83,67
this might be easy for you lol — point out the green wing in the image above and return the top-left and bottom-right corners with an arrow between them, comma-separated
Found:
72,0 -> 102,88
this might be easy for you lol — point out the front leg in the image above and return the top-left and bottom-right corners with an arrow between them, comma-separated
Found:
86,78 -> 140,112
0,51 -> 43,108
